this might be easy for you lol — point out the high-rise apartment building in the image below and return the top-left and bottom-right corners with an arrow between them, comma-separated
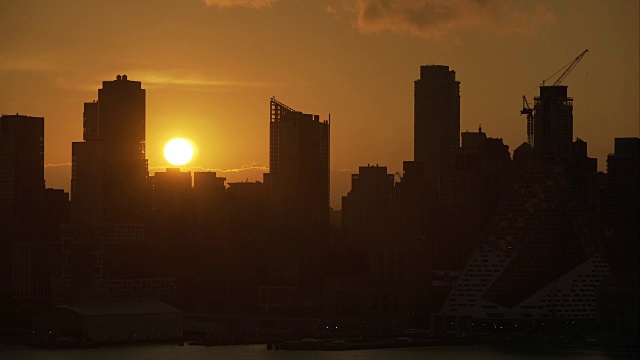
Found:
71,75 -> 148,223
268,97 -> 330,233
414,65 -> 460,192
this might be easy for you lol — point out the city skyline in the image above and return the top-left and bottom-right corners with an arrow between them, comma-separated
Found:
1,0 -> 638,209
1,6 -> 639,349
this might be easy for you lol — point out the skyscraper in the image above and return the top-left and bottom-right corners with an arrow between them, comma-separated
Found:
71,75 -> 148,224
0,114 -> 46,298
99,75 -> 148,223
60,76 -> 167,303
268,97 -> 330,234
414,65 -> 460,192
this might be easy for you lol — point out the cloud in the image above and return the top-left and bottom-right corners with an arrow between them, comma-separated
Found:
350,0 -> 553,39
0,57 -> 58,73
150,163 -> 269,174
326,5 -> 338,17
202,0 -> 278,9
132,70 -> 279,91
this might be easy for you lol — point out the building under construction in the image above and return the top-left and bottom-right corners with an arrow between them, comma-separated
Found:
533,86 -> 574,161
268,97 -> 330,236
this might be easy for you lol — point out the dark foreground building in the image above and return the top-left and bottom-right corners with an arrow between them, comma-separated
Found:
435,85 -> 609,335
33,301 -> 182,346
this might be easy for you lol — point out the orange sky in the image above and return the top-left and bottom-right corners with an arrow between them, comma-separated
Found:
1,0 -> 638,209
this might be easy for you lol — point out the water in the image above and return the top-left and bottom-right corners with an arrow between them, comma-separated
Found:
0,344 -> 633,360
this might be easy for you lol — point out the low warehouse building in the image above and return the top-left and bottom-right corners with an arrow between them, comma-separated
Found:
33,301 -> 182,346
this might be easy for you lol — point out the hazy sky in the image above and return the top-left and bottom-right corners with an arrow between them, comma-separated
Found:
1,0 -> 638,208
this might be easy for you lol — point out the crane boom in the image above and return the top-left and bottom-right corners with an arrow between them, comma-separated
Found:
553,49 -> 589,86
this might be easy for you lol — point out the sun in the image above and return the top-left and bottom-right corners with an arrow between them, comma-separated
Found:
164,138 -> 194,166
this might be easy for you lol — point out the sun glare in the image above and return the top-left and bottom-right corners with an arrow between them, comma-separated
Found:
164,138 -> 194,166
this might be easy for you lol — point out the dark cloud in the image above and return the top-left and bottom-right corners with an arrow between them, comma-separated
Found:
202,0 -> 277,9
352,0 -> 553,39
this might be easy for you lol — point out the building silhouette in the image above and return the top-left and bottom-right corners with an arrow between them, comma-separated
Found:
342,165 -> 394,249
0,114 -> 46,302
414,65 -> 460,193
533,86 -> 574,161
72,75 -> 148,224
436,84 -> 610,333
268,97 -> 330,235
604,137 -> 640,275
0,114 -> 45,226
56,76 -> 171,304
99,75 -> 148,223
440,127 -> 512,270
83,101 -> 100,141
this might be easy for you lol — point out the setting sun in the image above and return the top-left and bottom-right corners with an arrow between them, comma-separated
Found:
164,138 -> 194,166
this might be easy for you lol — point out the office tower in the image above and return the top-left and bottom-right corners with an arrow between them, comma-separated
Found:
414,65 -> 460,192
533,86 -> 573,161
268,97 -> 330,234
0,114 -> 45,225
605,138 -> 640,274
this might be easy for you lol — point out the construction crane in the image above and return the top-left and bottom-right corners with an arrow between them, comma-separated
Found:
520,49 -> 589,147
543,49 -> 589,86
521,96 -> 535,146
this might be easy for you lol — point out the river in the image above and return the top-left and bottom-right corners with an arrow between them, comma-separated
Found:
0,343 -> 634,359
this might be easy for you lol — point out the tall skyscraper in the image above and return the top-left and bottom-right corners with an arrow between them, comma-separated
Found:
533,86 -> 573,161
60,76 -> 167,303
414,65 -> 460,192
268,97 -> 330,234
0,114 -> 46,298
99,75 -> 147,222
71,75 -> 148,224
